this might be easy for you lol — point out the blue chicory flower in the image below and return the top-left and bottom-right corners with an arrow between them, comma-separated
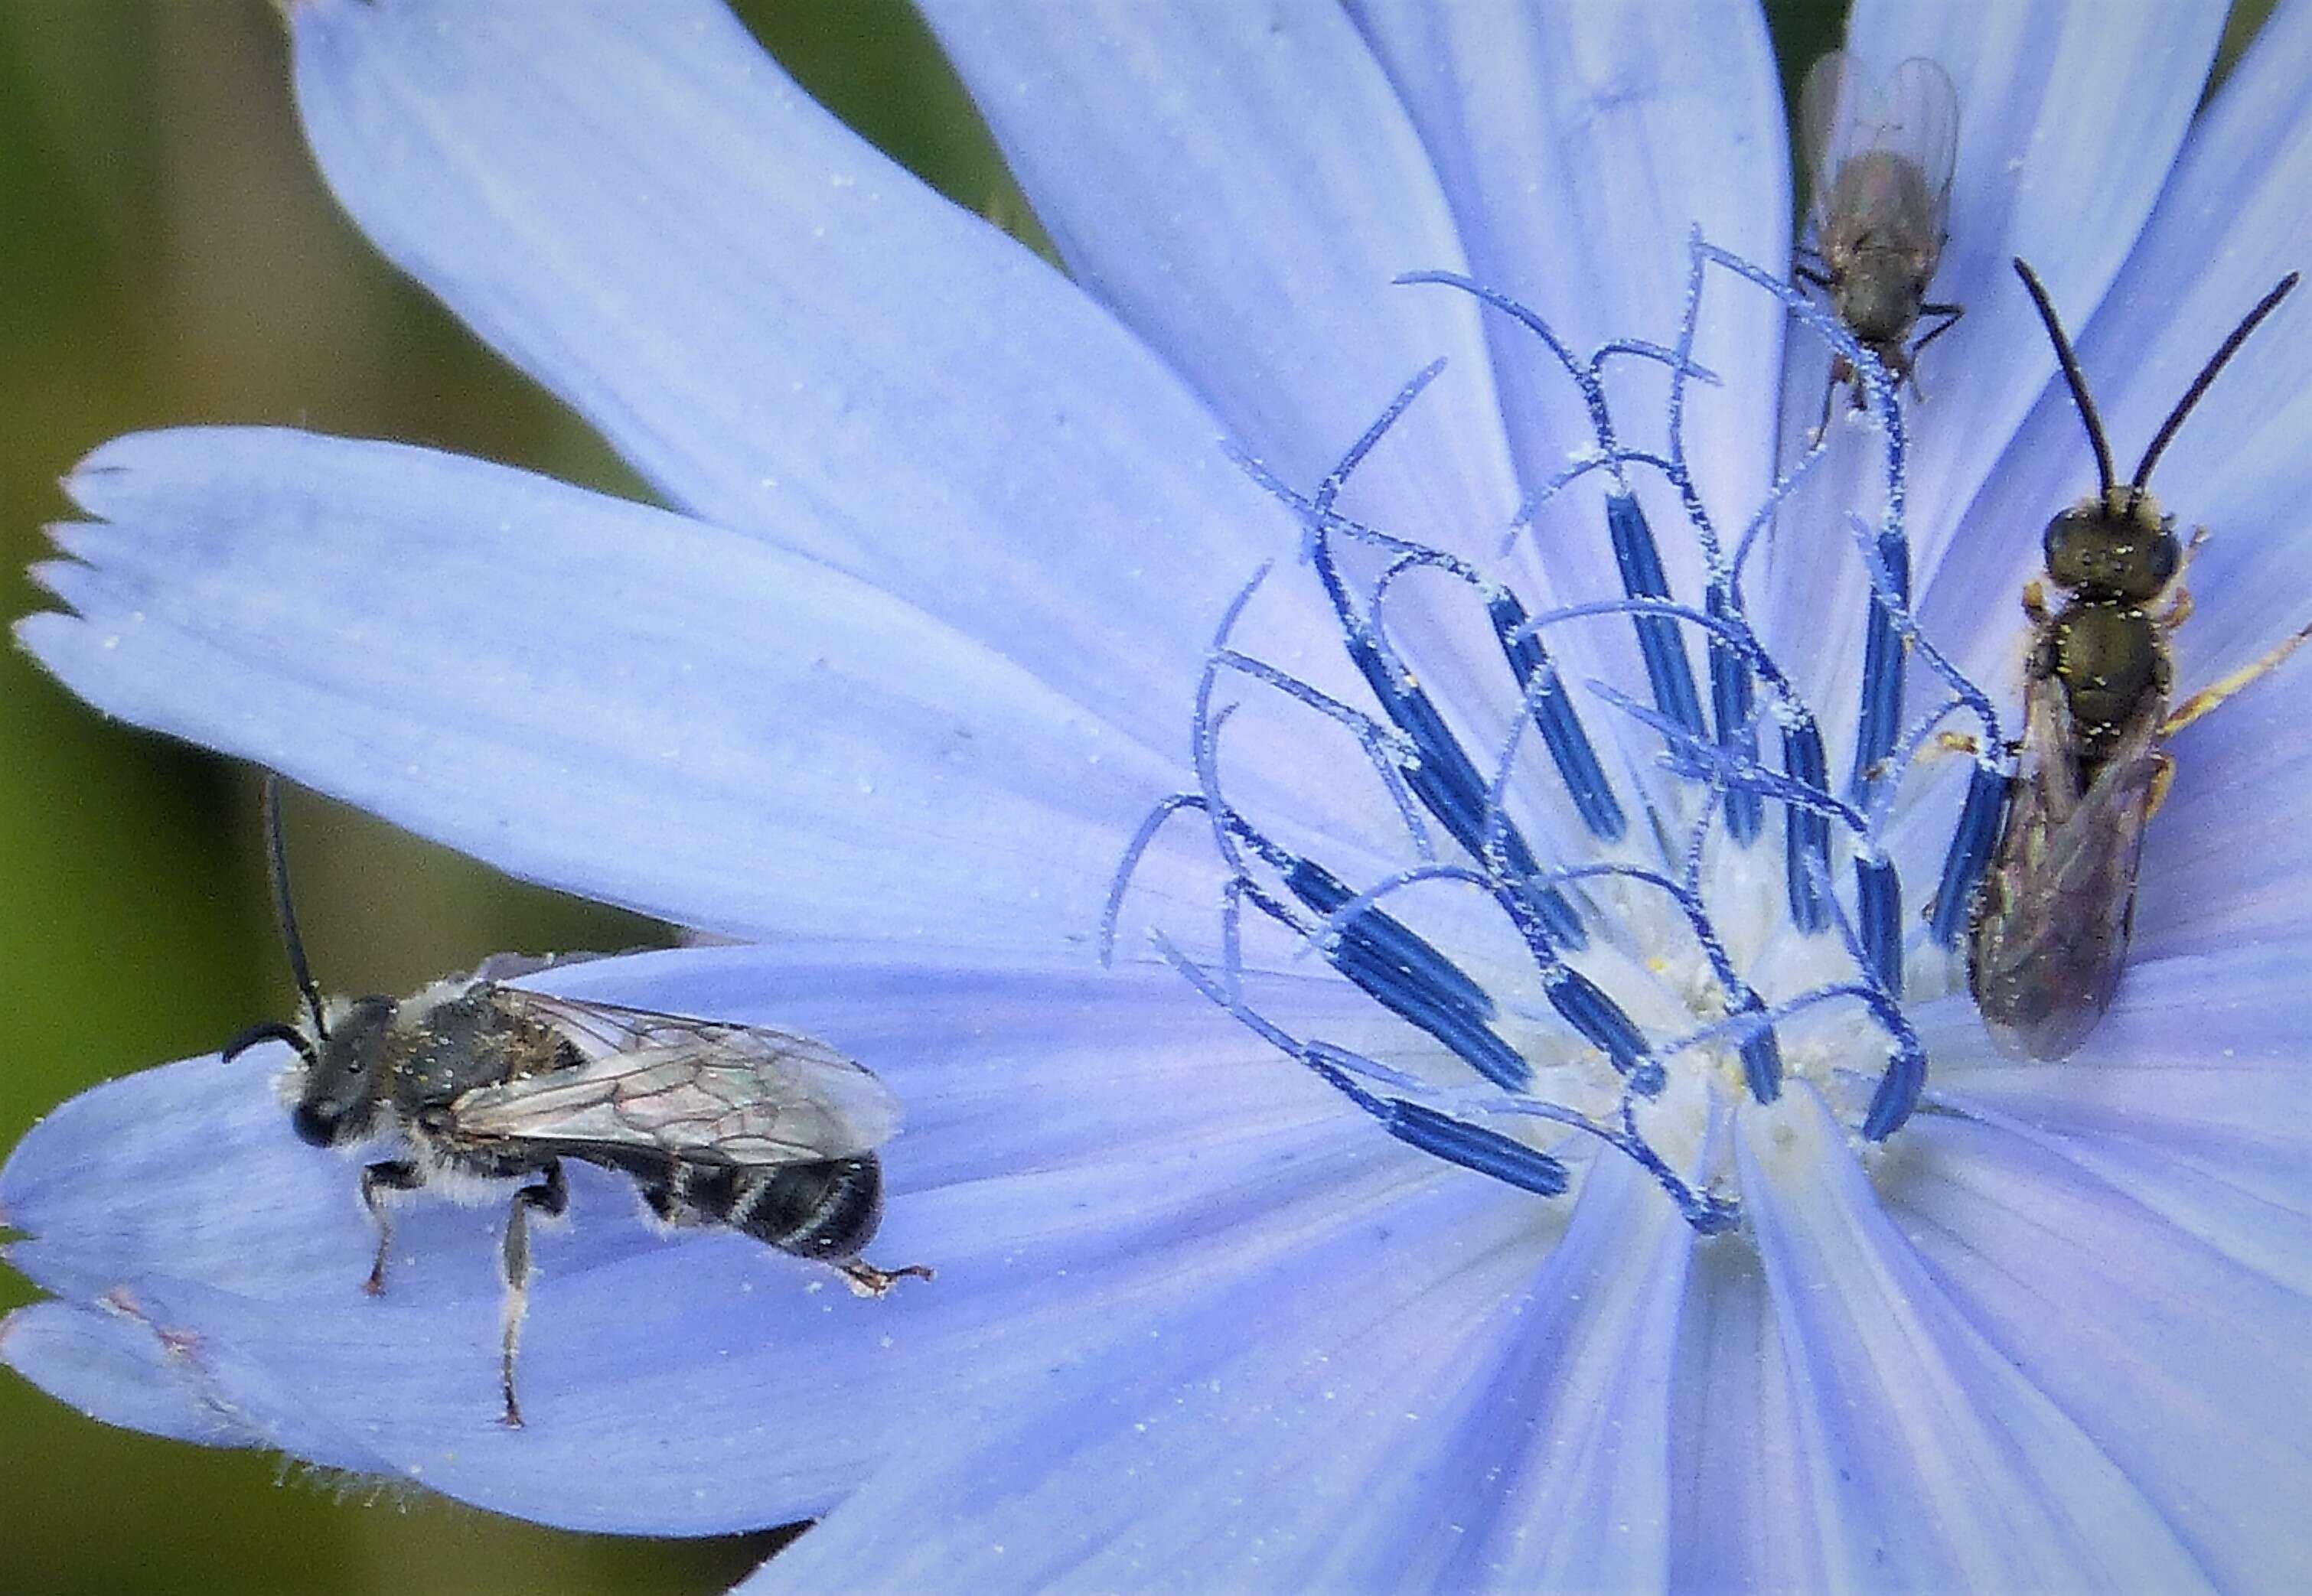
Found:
7,0 -> 2310,1588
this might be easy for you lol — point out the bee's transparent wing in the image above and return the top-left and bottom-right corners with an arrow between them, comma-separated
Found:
1969,682 -> 2156,1059
1801,51 -> 1959,235
454,989 -> 900,1164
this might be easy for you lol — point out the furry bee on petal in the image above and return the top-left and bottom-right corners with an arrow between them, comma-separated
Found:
1968,259 -> 2307,1060
223,777 -> 930,1426
1795,51 -> 1963,432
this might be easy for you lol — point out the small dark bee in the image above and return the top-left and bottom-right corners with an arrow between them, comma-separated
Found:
1795,51 -> 1963,431
222,777 -> 929,1425
1968,259 -> 2306,1059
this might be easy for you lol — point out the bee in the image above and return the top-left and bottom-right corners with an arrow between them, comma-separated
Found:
221,776 -> 930,1426
1795,51 -> 1962,432
1968,259 -> 2306,1059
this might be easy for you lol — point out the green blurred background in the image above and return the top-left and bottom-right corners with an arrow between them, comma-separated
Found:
8,2 -> 2262,1591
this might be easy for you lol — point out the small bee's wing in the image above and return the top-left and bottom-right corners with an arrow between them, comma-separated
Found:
452,989 -> 900,1164
1968,686 -> 2157,1060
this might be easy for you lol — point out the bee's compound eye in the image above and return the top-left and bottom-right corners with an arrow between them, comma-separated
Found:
291,1103 -> 336,1148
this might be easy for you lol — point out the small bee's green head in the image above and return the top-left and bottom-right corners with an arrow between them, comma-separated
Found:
2043,488 -> 2180,601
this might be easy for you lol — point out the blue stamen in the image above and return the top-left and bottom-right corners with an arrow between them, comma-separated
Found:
1854,854 -> 1903,991
1606,493 -> 1709,742
1708,585 -> 1763,843
1782,722 -> 1832,932
1848,527 -> 1910,805
1486,589 -> 1626,840
1930,763 -> 2011,946
1131,237 -> 1998,1233
1283,856 -> 1531,1092
1381,1101 -> 1571,1197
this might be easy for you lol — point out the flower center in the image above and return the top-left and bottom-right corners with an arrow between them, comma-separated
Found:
1107,238 -> 2006,1235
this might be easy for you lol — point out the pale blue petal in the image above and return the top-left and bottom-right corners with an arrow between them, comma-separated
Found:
921,0 -> 1523,555
1886,1110 -> 2312,1591
1924,944 -> 2312,1295
747,1158 -> 1707,1593
289,0 -> 1308,757
1,1299 -> 255,1450
1348,0 -> 1790,609
18,428 -> 1197,950
2,944 -> 1408,1533
1736,1088 -> 2209,1590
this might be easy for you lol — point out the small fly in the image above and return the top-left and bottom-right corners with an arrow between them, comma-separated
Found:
1795,51 -> 1962,432
223,776 -> 930,1425
1968,259 -> 2307,1059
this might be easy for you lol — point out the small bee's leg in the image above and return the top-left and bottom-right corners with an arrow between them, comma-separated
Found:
2157,584 -> 2195,632
2162,618 -> 2312,738
2147,750 -> 2177,818
497,1159 -> 568,1428
1810,360 -> 1850,446
359,1159 -> 424,1295
836,1258 -> 936,1298
2021,579 -> 2050,626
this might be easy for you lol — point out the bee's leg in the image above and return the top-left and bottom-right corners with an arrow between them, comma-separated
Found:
359,1159 -> 424,1295
1793,257 -> 1831,286
2162,617 -> 2312,737
2021,579 -> 2049,627
2158,584 -> 2195,632
497,1159 -> 567,1428
836,1258 -> 936,1298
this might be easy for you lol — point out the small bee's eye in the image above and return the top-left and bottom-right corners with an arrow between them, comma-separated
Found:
2146,530 -> 2181,588
291,1103 -> 335,1148
2043,506 -> 2099,576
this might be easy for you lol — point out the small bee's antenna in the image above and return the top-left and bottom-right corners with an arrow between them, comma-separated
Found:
262,772 -> 330,1041
2013,258 -> 2115,502
2129,271 -> 2299,503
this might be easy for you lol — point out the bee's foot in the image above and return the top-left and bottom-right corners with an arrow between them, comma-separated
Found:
839,1259 -> 934,1298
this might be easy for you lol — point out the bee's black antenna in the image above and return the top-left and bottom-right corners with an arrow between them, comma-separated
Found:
2129,271 -> 2299,503
262,772 -> 329,1040
2013,258 -> 2115,503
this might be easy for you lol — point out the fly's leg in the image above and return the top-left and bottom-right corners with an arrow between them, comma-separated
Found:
1911,301 -> 1965,360
836,1259 -> 935,1298
2163,617 -> 2312,738
360,1160 -> 423,1294
497,1159 -> 567,1428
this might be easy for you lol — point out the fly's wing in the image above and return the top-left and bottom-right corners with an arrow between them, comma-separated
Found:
1883,56 -> 1959,238
1798,50 -> 1867,233
450,988 -> 901,1164
1968,686 -> 2157,1060
1802,52 -> 1958,251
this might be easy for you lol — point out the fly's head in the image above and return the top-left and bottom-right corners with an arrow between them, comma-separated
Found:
1834,259 -> 1926,350
2043,485 -> 2180,603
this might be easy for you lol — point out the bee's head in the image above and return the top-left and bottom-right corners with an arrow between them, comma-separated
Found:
229,995 -> 396,1148
228,774 -> 399,1150
292,995 -> 396,1147
2043,487 -> 2179,601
